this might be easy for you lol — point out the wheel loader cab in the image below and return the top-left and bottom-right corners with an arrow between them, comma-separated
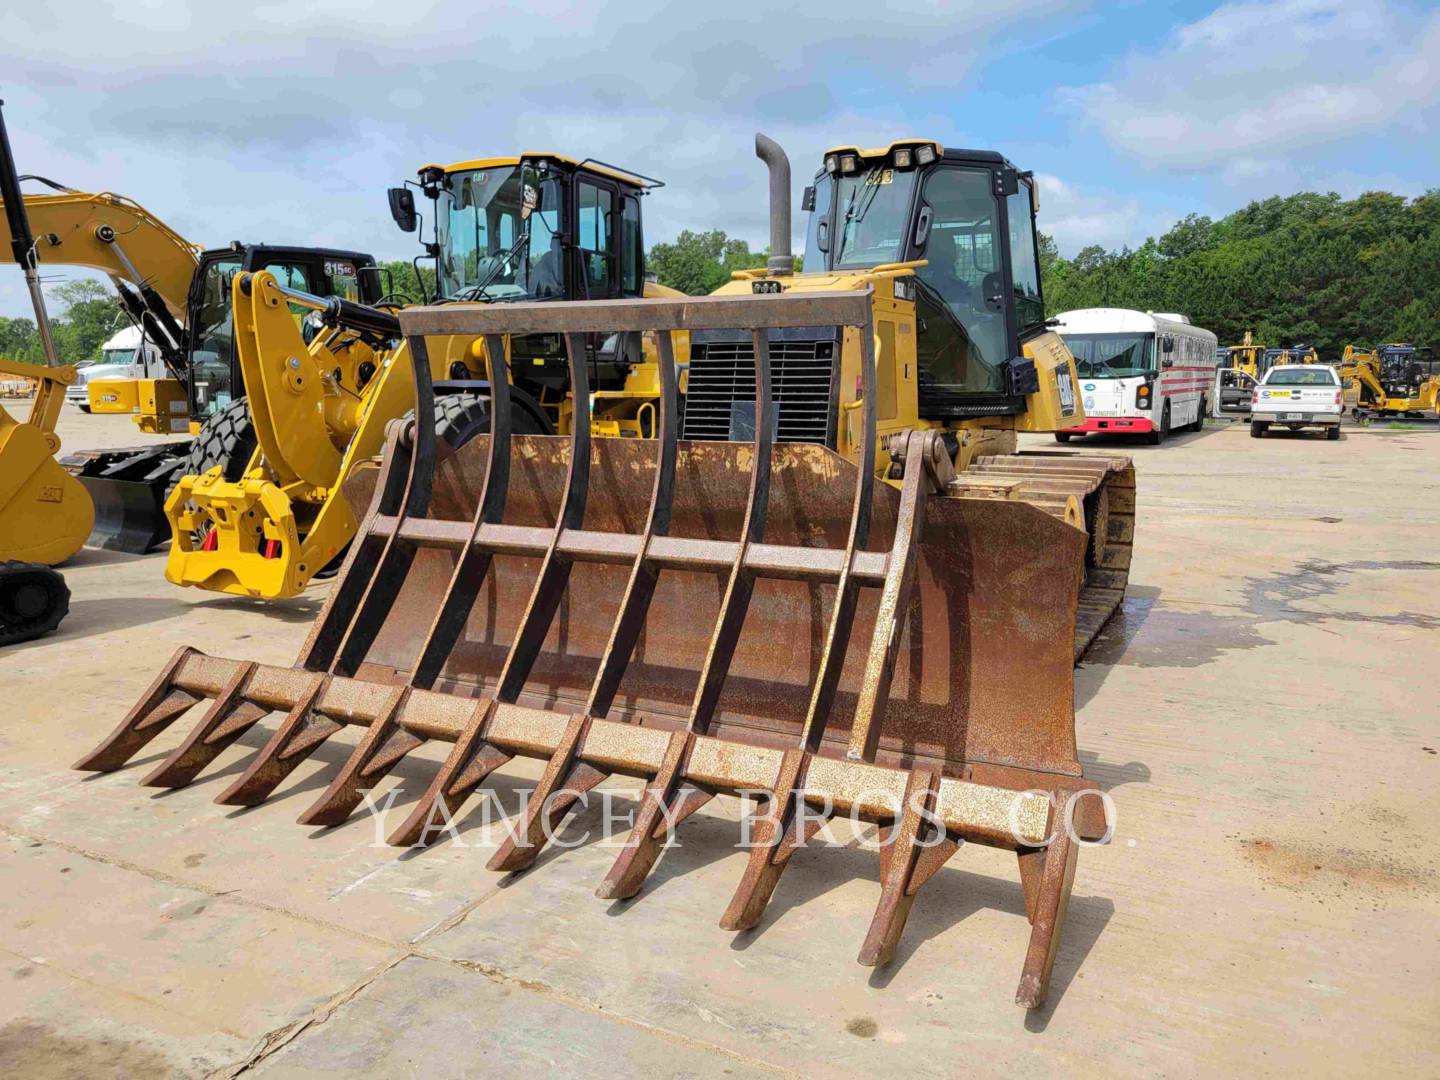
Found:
184,245 -> 381,423
401,154 -> 660,411
805,141 -> 1048,419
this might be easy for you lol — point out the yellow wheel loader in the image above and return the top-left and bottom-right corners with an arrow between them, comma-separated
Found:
0,109 -> 388,554
83,134 -> 1127,1011
165,153 -> 678,600
1342,342 -> 1439,420
0,101 -> 92,644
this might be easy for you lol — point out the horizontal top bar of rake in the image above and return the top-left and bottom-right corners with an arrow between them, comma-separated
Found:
397,289 -> 874,337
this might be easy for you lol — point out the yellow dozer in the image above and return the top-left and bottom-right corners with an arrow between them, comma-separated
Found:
166,153 -> 678,599
0,102 -> 93,644
79,135 -> 1126,1010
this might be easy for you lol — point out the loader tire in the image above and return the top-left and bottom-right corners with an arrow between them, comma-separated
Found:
428,392 -> 546,451
0,561 -> 69,647
185,398 -> 257,484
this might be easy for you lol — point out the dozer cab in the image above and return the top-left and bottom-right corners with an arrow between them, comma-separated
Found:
82,134 -> 1122,1011
165,153 -> 675,599
1344,342 -> 1439,420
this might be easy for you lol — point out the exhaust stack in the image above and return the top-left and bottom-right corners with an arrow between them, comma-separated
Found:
755,133 -> 794,277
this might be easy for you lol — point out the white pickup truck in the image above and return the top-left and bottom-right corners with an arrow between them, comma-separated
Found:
1250,365 -> 1343,440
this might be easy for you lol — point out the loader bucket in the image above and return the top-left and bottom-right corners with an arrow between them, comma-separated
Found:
78,290 -> 1110,1010
63,445 -> 187,554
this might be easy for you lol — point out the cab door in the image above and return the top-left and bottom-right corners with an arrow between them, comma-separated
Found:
572,176 -> 620,301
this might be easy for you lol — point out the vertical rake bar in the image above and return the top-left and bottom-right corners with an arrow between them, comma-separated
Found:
493,331 -> 592,701
584,329 -> 680,720
799,317 -> 879,751
325,335 -> 439,677
409,333 -> 515,690
687,327 -> 775,733
846,430 -> 948,763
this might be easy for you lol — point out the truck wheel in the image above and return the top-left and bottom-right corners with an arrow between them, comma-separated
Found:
185,398 -> 257,483
1250,421 -> 1266,438
1054,432 -> 1072,444
1147,403 -> 1169,445
1326,424 -> 1340,441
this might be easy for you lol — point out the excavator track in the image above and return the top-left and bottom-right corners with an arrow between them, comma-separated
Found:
0,561 -> 70,646
966,452 -> 1135,661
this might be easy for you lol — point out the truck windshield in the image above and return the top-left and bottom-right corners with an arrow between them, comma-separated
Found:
1063,332 -> 1154,378
833,166 -> 918,269
101,348 -> 138,365
436,165 -> 565,301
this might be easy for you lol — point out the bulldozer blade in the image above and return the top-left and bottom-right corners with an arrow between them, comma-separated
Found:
63,445 -> 186,554
80,290 -> 1112,1010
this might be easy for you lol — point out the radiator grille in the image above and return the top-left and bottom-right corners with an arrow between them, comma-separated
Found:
682,338 -> 837,445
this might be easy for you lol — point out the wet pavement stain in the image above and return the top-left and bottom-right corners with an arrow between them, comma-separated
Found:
1085,595 -> 1270,668
0,1020 -> 171,1077
1245,559 -> 1440,630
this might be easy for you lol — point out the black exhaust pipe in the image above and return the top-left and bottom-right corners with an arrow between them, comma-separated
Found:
754,133 -> 794,277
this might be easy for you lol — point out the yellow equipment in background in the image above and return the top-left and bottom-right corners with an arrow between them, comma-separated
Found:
165,153 -> 677,599
1216,331 -> 1266,413
0,101 -> 94,644
1341,342 -> 1440,419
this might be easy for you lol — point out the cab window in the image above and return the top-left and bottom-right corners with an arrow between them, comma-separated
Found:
620,194 -> 642,296
577,180 -> 614,296
913,166 -> 1008,399
1007,184 -> 1044,335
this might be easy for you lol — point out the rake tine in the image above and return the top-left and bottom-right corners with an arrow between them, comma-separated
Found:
487,715 -> 606,874
596,732 -> 714,901
140,662 -> 266,789
718,750 -> 827,932
857,768 -> 957,967
1015,804 -> 1079,1010
74,647 -> 202,772
387,700 -> 510,848
296,686 -> 414,828
212,674 -> 334,806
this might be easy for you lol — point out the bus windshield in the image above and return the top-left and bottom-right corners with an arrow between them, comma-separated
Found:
1064,332 -> 1154,378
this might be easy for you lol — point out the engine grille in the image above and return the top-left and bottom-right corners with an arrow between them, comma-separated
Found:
682,337 -> 837,445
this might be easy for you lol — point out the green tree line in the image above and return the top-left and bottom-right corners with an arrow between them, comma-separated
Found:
1040,190 -> 1440,357
0,280 -> 128,364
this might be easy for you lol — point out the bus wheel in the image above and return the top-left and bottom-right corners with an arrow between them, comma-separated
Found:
1148,403 -> 1169,445
1054,432 -> 1072,444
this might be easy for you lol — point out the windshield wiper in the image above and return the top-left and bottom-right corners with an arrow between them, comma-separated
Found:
458,229 -> 531,303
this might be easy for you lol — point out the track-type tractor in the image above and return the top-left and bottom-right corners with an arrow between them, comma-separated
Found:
80,135 -> 1127,1011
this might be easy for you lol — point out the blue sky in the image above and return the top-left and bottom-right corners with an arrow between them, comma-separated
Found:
2,0 -> 1437,318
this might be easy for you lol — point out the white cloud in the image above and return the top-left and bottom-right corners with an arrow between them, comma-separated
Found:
1034,174 -> 1176,255
0,0 -> 1078,317
1062,0 -> 1440,172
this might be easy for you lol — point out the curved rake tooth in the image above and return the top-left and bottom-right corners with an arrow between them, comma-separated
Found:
212,674 -> 336,807
1015,808 -> 1079,1010
857,769 -> 957,968
596,733 -> 714,901
297,687 -> 416,828
486,715 -> 606,874
387,700 -> 510,848
74,647 -> 202,772
719,750 -> 827,932
141,662 -> 265,789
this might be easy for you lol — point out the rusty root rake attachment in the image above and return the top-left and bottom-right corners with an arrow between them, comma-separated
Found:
78,289 -> 1109,1008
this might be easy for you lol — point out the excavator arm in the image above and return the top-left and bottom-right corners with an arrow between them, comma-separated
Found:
0,189 -> 200,321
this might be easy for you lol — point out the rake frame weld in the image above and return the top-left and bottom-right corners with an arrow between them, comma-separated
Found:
77,288 -> 1111,1010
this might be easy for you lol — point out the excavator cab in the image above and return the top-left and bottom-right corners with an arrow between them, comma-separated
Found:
182,244 -> 381,426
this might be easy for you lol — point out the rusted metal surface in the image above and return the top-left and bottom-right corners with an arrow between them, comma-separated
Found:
78,289 -> 1109,1011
